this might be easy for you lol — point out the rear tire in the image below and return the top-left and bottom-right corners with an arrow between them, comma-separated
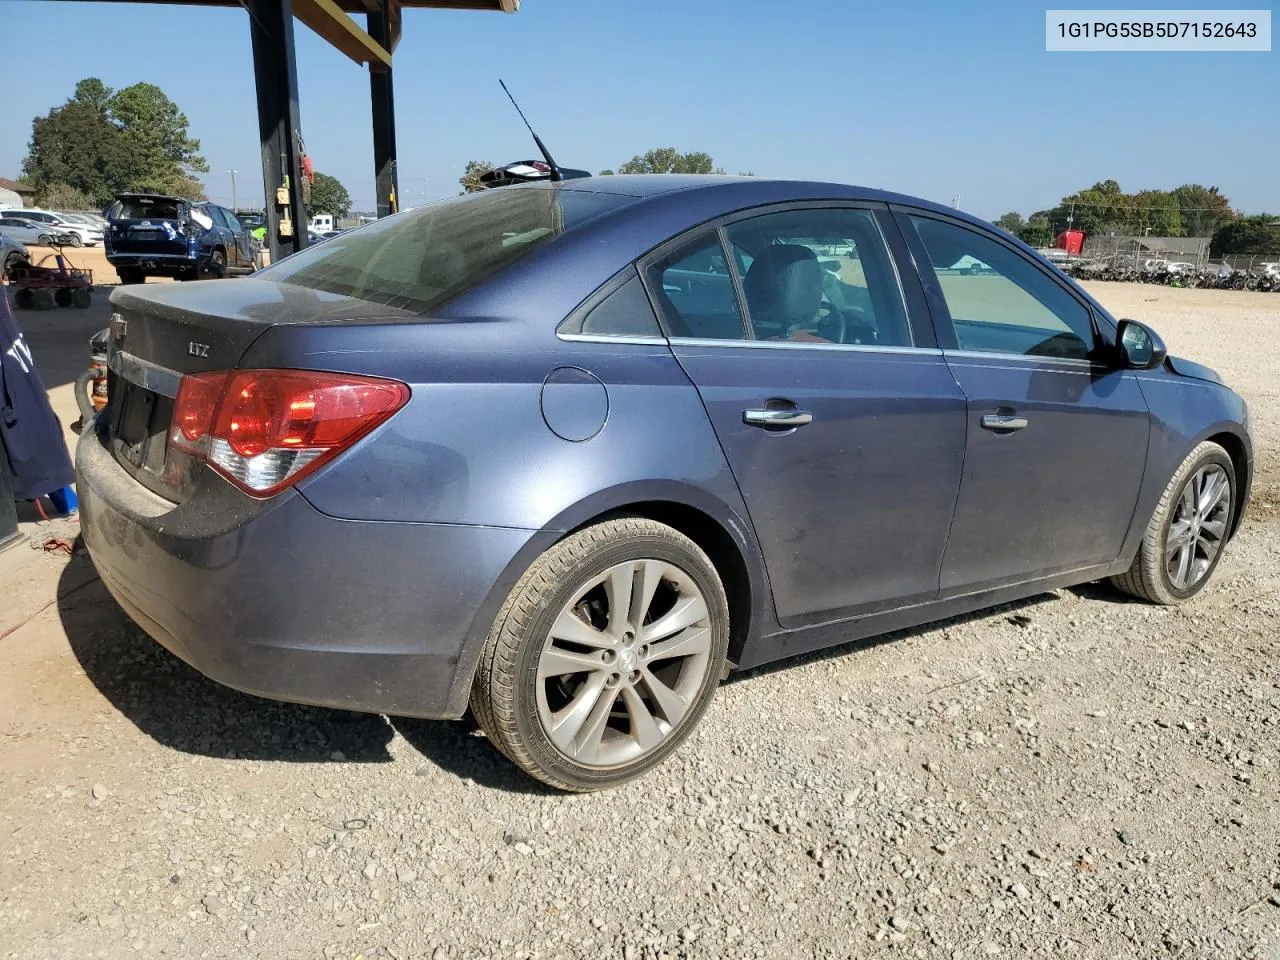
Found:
14,288 -> 34,310
72,288 -> 91,309
470,516 -> 730,792
117,268 -> 143,285
1110,441 -> 1234,604
68,234 -> 83,248
201,248 -> 227,280
54,287 -> 73,308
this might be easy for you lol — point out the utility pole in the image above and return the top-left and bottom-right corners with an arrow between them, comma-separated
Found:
951,194 -> 960,209
229,169 -> 239,212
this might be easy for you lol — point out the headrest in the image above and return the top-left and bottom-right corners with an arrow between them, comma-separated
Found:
742,244 -> 822,325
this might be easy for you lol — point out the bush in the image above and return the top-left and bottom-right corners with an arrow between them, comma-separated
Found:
35,182 -> 98,212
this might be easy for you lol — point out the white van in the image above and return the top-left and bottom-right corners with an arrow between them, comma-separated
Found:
308,214 -> 334,233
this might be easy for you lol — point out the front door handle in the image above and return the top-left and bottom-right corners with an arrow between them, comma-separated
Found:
743,408 -> 814,428
981,413 -> 1029,432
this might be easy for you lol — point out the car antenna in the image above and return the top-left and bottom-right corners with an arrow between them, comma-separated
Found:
499,79 -> 564,182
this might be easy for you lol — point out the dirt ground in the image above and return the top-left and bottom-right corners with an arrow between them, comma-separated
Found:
19,244 -> 129,288
0,282 -> 1277,960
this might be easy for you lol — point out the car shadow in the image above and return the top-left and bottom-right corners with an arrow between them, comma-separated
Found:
725,592 -> 1059,687
58,543 -> 396,763
390,716 -> 560,796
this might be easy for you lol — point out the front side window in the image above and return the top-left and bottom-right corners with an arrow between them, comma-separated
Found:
260,187 -> 635,313
644,231 -> 746,340
724,207 -> 911,346
908,215 -> 1095,361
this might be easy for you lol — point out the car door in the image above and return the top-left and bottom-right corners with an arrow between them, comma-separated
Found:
645,205 -> 968,628
221,209 -> 252,268
896,210 -> 1150,594
0,219 -> 33,244
207,206 -> 237,268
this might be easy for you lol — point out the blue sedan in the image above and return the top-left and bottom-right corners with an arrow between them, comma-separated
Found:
76,175 -> 1253,790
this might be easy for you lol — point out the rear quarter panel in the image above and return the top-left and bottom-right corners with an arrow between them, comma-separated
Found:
239,319 -> 779,643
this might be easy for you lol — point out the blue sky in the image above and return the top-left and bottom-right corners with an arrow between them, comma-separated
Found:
0,0 -> 1275,217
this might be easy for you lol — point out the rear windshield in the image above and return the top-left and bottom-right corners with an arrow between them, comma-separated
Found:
113,197 -> 185,220
259,186 -> 634,312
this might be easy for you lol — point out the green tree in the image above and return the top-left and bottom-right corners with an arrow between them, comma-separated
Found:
1048,179 -> 1129,235
21,77 -> 208,204
1130,189 -> 1182,236
1209,214 -> 1280,257
598,169 -> 615,176
108,82 -> 208,196
1171,184 -> 1235,237
22,98 -> 134,204
617,148 -> 718,175
307,172 -> 351,218
994,211 -> 1025,234
459,160 -> 494,193
73,77 -> 113,115
1017,213 -> 1052,248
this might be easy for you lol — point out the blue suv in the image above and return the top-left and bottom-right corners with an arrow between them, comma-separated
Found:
105,193 -> 259,284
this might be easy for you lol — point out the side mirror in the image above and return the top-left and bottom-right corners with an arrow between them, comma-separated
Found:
1115,318 -> 1167,370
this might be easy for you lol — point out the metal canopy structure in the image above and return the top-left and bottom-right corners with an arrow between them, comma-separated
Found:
52,0 -> 518,260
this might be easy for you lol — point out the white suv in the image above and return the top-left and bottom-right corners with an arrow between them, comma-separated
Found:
0,208 -> 103,247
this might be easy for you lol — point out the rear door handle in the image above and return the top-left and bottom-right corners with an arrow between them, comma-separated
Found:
980,413 -> 1029,432
743,408 -> 814,428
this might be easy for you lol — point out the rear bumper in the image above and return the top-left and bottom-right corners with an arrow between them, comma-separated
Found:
76,423 -> 538,718
106,252 -> 198,275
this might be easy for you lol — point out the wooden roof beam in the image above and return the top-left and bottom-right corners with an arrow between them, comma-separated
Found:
293,0 -> 392,70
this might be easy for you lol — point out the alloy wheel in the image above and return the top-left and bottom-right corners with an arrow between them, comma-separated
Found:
535,559 -> 714,768
1165,463 -> 1231,591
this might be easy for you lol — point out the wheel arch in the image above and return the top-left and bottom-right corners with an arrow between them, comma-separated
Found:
1203,427 -> 1252,539
443,481 -> 773,718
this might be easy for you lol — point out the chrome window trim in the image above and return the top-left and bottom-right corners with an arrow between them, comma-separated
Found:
667,337 -> 943,357
943,348 -> 1112,372
557,333 -> 670,346
107,349 -> 182,398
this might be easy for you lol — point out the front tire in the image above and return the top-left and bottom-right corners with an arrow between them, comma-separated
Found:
1111,441 -> 1234,604
470,516 -> 730,792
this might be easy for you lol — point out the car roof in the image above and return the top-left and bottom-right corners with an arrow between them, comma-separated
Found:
115,192 -> 192,203
553,174 -> 975,221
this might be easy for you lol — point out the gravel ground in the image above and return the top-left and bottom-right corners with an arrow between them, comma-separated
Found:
1,283 -> 1277,960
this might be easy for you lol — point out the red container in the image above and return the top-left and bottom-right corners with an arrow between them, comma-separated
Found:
1053,229 -> 1086,256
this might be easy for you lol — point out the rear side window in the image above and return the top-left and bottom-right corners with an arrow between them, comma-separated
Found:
559,273 -> 662,338
260,187 -> 635,313
724,207 -> 911,346
644,231 -> 747,340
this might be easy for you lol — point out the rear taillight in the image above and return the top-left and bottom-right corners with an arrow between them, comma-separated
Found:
171,369 -> 409,497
